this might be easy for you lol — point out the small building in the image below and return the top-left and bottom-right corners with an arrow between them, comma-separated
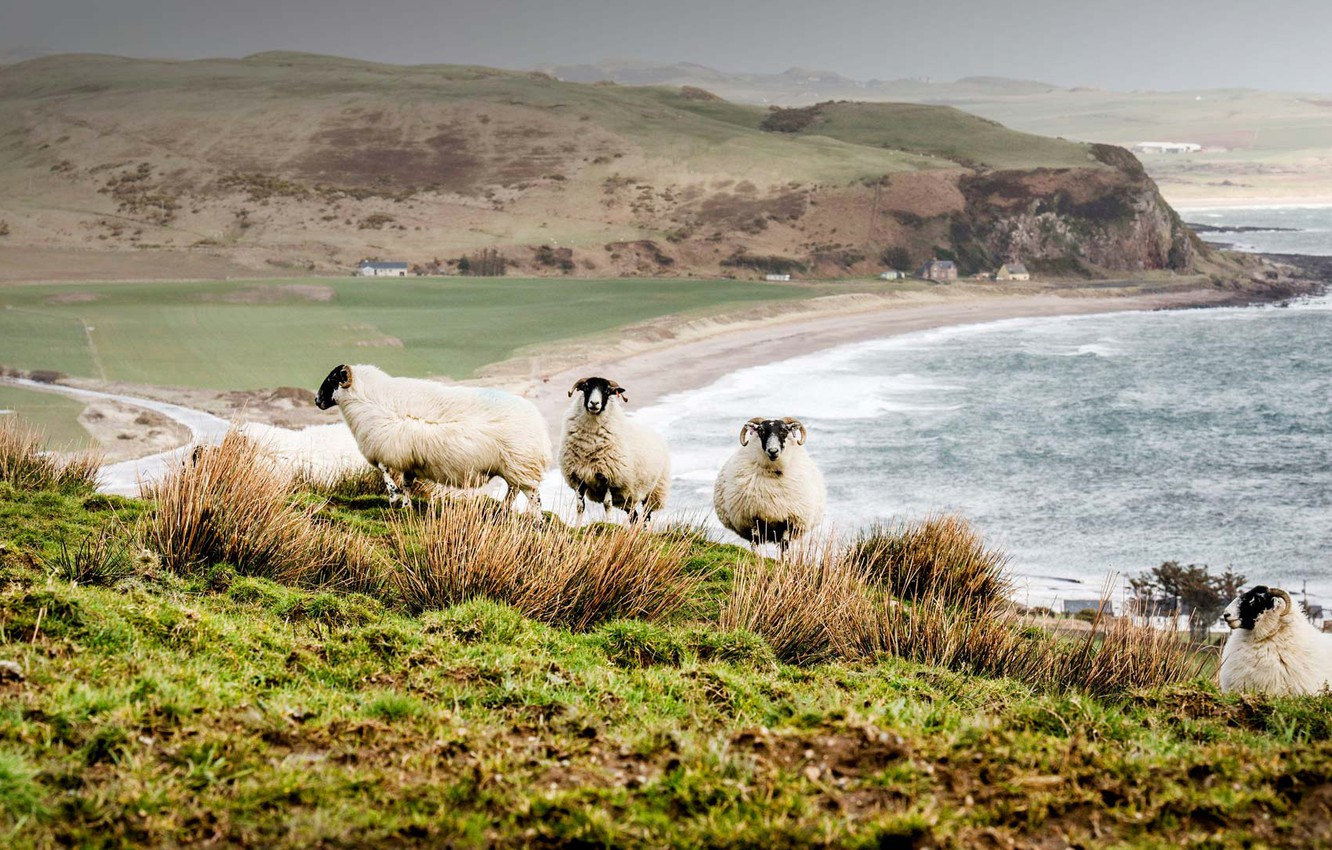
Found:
357,260 -> 409,278
917,259 -> 957,282
764,273 -> 792,282
994,262 -> 1030,281
879,270 -> 907,280
1131,142 -> 1202,155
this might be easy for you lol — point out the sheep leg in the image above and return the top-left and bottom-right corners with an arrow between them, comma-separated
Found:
377,463 -> 407,507
501,479 -> 519,512
400,471 -> 417,510
520,482 -> 542,516
575,484 -> 587,525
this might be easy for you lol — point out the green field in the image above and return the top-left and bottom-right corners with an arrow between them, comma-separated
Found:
0,386 -> 91,449
0,277 -> 829,391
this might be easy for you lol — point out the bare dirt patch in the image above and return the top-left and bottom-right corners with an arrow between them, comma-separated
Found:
76,399 -> 190,463
203,283 -> 336,304
45,292 -> 102,305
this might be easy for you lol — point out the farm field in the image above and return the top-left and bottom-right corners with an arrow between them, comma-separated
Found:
0,385 -> 91,449
0,276 -> 838,392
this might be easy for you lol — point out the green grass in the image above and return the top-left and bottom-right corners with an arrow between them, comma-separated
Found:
2,464 -> 1331,847
0,276 -> 829,390
0,387 -> 90,449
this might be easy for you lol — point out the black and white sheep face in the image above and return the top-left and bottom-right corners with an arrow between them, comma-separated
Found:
315,364 -> 352,410
1224,586 -> 1285,630
740,417 -> 807,462
569,376 -> 626,416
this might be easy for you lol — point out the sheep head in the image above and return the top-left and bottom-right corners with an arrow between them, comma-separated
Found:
1225,585 -> 1294,640
741,417 -> 804,462
569,376 -> 626,415
315,364 -> 353,410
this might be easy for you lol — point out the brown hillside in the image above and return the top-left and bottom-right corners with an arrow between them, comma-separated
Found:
0,53 -> 1203,279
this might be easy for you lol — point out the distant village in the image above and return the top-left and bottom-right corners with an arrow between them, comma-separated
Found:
354,257 -> 1034,283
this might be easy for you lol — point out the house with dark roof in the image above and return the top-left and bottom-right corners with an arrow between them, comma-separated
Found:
994,262 -> 1030,281
917,259 -> 957,281
356,260 -> 409,278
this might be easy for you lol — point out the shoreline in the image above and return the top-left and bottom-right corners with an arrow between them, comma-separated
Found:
516,282 -> 1298,427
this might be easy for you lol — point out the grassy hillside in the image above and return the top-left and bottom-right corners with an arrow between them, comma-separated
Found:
2,422 -> 1331,848
0,52 -> 1205,281
0,276 -> 869,389
548,62 -> 1332,204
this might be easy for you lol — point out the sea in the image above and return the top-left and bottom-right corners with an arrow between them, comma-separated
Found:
629,206 -> 1332,608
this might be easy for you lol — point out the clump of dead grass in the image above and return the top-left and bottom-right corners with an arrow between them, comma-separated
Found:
0,417 -> 101,493
720,539 -> 874,665
721,514 -> 1206,696
847,514 -> 1011,607
140,433 -> 384,593
389,500 -> 702,631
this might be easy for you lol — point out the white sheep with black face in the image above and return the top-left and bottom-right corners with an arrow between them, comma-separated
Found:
314,363 -> 551,511
713,416 -> 826,553
1219,585 -> 1332,696
232,421 -> 371,486
559,376 -> 670,523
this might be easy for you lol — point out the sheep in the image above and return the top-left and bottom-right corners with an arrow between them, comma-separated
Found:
314,363 -> 551,511
232,421 -> 372,487
1219,585 -> 1332,696
560,376 -> 670,523
713,416 -> 826,553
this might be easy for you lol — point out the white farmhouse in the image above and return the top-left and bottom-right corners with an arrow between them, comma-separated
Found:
357,260 -> 409,277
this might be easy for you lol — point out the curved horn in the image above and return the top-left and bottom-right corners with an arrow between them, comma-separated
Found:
1271,587 -> 1293,614
739,416 -> 763,446
340,365 -> 353,388
782,417 -> 807,445
568,378 -> 588,398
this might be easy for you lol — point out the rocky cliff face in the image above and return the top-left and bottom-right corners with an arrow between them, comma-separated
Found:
950,145 -> 1203,276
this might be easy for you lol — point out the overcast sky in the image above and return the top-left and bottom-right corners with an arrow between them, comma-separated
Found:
3,0 -> 1330,91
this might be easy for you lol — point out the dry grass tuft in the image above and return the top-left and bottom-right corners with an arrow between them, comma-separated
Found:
722,519 -> 1206,696
293,466 -> 385,499
720,541 -> 875,665
1055,607 -> 1207,697
846,514 -> 1011,607
389,500 -> 702,631
140,433 -> 384,593
0,417 -> 101,493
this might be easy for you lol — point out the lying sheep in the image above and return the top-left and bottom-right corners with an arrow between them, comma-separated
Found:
233,421 -> 372,487
314,363 -> 551,511
1219,585 -> 1332,696
713,416 -> 825,552
560,376 -> 669,523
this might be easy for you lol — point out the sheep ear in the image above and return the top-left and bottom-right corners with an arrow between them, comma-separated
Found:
782,417 -> 807,445
340,365 -> 353,388
568,379 -> 587,398
614,387 -> 628,404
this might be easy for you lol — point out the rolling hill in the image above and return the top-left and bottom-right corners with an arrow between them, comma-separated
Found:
0,52 -> 1203,279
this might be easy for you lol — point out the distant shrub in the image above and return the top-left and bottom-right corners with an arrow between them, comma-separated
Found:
0,418 -> 101,493
760,104 -> 823,133
720,251 -> 807,275
459,248 -> 507,276
533,244 -> 575,273
880,246 -> 912,270
0,220 -> 9,237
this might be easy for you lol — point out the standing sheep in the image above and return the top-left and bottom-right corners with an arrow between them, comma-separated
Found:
713,416 -> 826,552
560,376 -> 670,523
314,364 -> 551,511
1219,585 -> 1332,696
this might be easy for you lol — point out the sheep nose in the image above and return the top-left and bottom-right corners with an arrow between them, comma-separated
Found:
766,449 -> 780,460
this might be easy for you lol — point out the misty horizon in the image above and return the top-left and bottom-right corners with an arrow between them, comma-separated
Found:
3,0 -> 1331,93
